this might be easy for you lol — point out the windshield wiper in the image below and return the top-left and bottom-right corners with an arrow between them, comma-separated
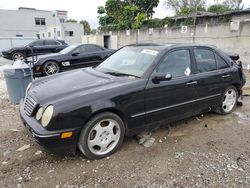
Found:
105,71 -> 140,78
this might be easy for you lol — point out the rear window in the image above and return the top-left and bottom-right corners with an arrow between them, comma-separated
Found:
215,53 -> 229,69
194,49 -> 217,73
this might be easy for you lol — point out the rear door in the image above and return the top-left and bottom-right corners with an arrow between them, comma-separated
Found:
144,48 -> 199,126
28,40 -> 45,55
191,47 -> 232,111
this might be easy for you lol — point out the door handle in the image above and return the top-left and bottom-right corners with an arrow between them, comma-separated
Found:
222,74 -> 230,78
186,81 -> 197,86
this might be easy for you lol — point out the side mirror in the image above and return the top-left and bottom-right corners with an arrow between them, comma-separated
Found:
72,52 -> 79,56
153,72 -> 172,83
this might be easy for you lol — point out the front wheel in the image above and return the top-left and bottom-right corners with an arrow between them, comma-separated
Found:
215,86 -> 238,114
78,112 -> 125,159
42,61 -> 60,76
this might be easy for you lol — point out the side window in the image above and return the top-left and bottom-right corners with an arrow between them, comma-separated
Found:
73,45 -> 86,53
44,40 -> 59,45
30,40 -> 44,46
215,53 -> 229,69
194,49 -> 216,73
85,45 -> 100,52
156,49 -> 191,78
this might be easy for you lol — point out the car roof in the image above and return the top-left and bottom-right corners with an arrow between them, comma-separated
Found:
124,43 -> 217,51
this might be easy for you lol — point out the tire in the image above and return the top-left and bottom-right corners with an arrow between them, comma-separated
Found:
12,52 -> 25,61
42,61 -> 60,76
78,112 -> 125,160
215,86 -> 238,115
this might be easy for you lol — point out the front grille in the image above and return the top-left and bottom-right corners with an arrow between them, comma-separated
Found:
24,96 -> 37,116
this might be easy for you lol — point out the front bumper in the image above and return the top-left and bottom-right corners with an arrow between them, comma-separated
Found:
1,51 -> 12,60
19,99 -> 81,154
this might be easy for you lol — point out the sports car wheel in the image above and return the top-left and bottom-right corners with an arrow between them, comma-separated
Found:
215,86 -> 238,115
78,112 -> 125,159
42,61 -> 60,76
12,52 -> 25,61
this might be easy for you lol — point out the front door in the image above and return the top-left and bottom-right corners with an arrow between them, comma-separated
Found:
145,48 -> 199,126
69,45 -> 99,69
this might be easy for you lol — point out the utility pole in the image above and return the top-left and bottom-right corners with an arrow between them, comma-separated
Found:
192,6 -> 198,44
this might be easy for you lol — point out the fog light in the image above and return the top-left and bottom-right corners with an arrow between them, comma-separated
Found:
61,132 -> 73,139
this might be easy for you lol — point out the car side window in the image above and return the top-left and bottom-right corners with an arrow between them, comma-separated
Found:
30,40 -> 44,46
194,49 -> 216,73
215,53 -> 229,69
45,40 -> 59,45
73,45 -> 86,53
156,49 -> 191,78
85,45 -> 100,52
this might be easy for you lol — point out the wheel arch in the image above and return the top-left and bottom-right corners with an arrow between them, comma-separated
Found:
83,108 -> 129,136
231,83 -> 241,97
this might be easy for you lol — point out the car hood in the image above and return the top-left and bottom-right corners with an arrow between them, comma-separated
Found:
29,68 -> 135,104
2,46 -> 25,52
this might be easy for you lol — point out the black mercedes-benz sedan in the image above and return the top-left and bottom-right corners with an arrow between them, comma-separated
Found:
20,43 -> 246,159
33,44 -> 116,76
1,39 -> 68,61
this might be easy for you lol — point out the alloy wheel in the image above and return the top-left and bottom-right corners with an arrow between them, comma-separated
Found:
87,119 -> 121,156
222,89 -> 237,113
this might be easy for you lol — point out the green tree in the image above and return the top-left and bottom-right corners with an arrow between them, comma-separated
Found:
164,0 -> 206,16
66,19 -> 78,23
97,0 -> 160,30
207,4 -> 231,13
80,20 -> 91,35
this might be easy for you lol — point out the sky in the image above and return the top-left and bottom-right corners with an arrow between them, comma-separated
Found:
0,0 -> 250,28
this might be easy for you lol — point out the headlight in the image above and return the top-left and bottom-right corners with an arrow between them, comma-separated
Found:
41,105 -> 54,127
26,82 -> 32,93
35,107 -> 44,121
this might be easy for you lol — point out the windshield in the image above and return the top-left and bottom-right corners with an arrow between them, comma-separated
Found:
96,47 -> 159,77
59,45 -> 77,54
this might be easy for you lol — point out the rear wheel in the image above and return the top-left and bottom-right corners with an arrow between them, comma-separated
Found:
215,86 -> 238,114
78,112 -> 125,159
12,52 -> 25,61
42,61 -> 60,76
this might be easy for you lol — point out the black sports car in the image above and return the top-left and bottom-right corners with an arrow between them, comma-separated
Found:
20,43 -> 245,159
1,39 -> 68,61
33,44 -> 116,76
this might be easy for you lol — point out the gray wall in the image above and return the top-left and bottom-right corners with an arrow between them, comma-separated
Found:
108,21 -> 250,68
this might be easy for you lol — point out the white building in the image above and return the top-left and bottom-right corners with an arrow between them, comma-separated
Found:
0,7 -> 68,38
0,7 -> 84,47
39,23 -> 84,45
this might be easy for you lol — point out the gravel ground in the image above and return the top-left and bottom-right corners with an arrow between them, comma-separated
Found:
0,66 -> 250,188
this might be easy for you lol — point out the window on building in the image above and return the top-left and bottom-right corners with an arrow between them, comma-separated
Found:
41,18 -> 46,25
60,18 -> 65,23
48,32 -> 51,38
65,31 -> 74,37
57,31 -> 61,37
35,18 -> 46,25
42,33 -> 45,38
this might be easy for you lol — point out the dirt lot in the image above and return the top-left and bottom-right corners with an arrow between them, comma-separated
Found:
0,66 -> 250,188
